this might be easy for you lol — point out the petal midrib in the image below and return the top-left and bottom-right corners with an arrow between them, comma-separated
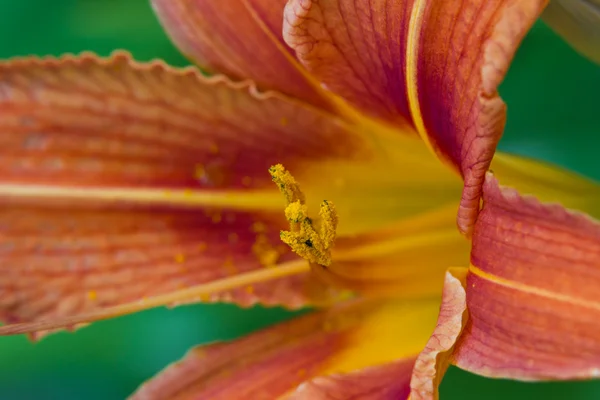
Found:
0,183 -> 285,210
469,264 -> 600,311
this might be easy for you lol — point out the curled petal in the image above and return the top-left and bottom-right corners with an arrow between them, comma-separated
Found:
151,0 -> 330,107
0,53 -> 364,337
542,0 -> 600,64
454,174 -> 600,380
410,268 -> 468,400
284,0 -> 549,236
131,298 -> 440,399
407,0 -> 547,235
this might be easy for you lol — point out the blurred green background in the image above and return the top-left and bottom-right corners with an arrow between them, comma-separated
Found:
0,0 -> 599,399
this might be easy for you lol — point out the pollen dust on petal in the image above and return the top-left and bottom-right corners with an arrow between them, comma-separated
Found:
269,164 -> 338,267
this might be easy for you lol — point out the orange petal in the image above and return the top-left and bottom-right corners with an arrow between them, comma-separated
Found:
0,52 -> 363,191
0,199 -> 330,337
451,174 -> 600,380
283,0 -> 416,127
406,0 -> 547,235
410,268 -> 468,400
289,360 -> 414,399
0,52 -> 367,337
151,0 -> 330,108
130,298 -> 440,399
284,0 -> 549,236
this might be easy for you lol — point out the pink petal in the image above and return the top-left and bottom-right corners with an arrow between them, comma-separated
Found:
290,360 -> 414,400
131,298 -> 438,399
284,0 -> 549,236
0,52 -> 363,190
283,0 -> 416,127
409,0 -> 547,235
151,0 -> 330,108
409,268 -> 468,400
453,174 -> 600,380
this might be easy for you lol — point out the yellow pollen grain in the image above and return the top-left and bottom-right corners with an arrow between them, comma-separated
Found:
183,188 -> 193,197
245,285 -> 254,294
211,213 -> 222,223
297,369 -> 306,377
269,164 -> 338,267
174,253 -> 185,263
87,290 -> 97,301
280,117 -> 288,126
198,242 -> 207,252
209,143 -> 219,154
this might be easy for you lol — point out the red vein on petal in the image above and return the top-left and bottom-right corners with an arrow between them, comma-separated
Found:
469,264 -> 600,311
0,259 -> 309,335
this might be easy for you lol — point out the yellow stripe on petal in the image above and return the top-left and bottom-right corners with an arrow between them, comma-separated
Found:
131,297 -> 440,400
0,259 -> 311,337
320,299 -> 440,375
0,184 -> 285,210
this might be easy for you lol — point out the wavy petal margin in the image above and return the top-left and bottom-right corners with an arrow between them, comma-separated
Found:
411,175 -> 600,397
131,298 -> 440,399
151,0 -> 330,108
407,0 -> 547,236
410,268 -> 467,400
0,52 -> 365,337
284,0 -> 552,237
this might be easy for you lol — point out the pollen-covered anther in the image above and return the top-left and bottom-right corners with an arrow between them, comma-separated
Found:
270,164 -> 338,267
269,163 -> 305,204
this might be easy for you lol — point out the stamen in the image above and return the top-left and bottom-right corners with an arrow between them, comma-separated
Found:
269,164 -> 338,267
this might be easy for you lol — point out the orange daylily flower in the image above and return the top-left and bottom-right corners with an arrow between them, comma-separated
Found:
1,0 -> 600,399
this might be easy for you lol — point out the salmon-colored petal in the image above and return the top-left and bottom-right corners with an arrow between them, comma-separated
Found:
410,268 -> 468,400
407,0 -> 547,236
130,298 -> 441,399
151,0 -> 330,108
0,52 -> 368,337
0,52 -> 363,191
289,359 -> 414,400
283,0 -> 416,127
542,0 -> 600,64
451,174 -> 600,380
0,198 -> 332,337
283,0 -> 549,237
